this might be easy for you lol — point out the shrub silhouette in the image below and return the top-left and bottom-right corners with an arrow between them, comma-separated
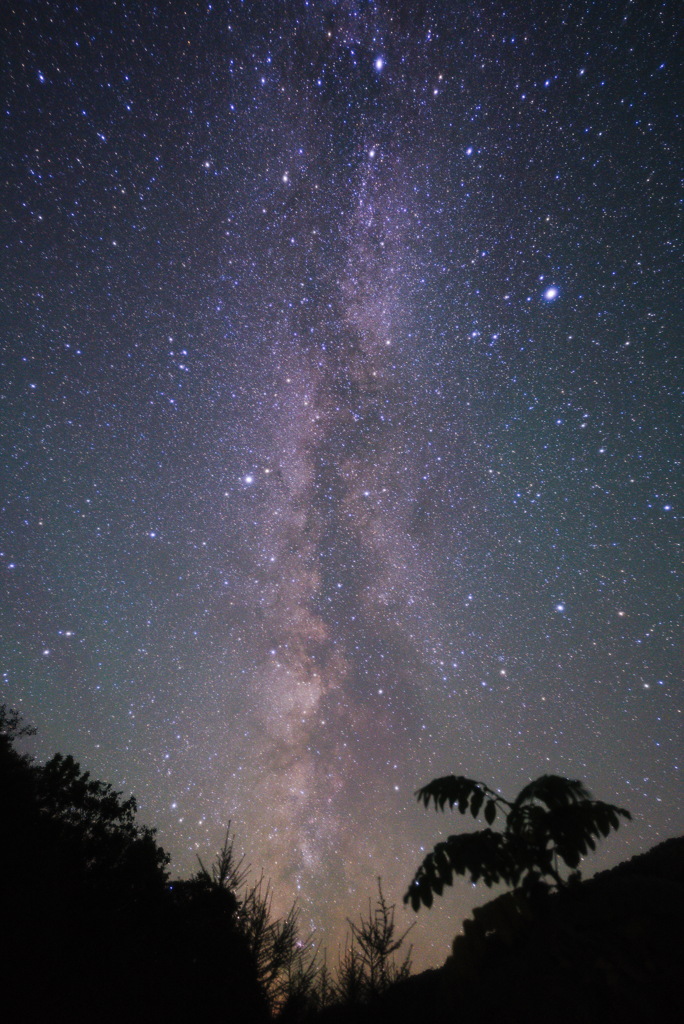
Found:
405,773 -> 631,909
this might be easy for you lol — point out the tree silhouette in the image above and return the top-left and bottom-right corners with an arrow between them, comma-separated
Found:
1,707 -> 272,1022
192,826 -> 317,1016
405,774 -> 631,910
0,704 -> 169,897
0,705 -> 176,1022
336,880 -> 413,1005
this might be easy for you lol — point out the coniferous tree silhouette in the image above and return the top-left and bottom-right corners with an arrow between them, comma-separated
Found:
192,827 -> 318,1016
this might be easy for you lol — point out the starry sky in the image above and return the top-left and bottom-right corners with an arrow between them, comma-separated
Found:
1,0 -> 682,968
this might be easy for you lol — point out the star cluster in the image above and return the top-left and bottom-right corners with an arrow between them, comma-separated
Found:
1,1 -> 681,967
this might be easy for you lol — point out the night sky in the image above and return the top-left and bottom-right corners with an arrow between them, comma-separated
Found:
2,1 -> 681,968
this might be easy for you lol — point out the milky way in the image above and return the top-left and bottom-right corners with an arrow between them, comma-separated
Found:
1,1 -> 681,966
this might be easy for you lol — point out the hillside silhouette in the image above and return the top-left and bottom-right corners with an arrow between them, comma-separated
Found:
314,835 -> 684,1024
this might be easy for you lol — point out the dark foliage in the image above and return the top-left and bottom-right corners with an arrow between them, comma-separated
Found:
405,773 -> 631,909
0,705 -> 268,1023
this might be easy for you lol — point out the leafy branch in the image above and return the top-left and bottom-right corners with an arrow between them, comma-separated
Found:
405,774 -> 631,910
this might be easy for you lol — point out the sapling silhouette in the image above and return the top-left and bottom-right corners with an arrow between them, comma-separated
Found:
340,880 -> 413,1001
405,773 -> 631,910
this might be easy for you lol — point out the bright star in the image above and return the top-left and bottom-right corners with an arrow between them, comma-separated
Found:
374,57 -> 384,71
543,286 -> 559,301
